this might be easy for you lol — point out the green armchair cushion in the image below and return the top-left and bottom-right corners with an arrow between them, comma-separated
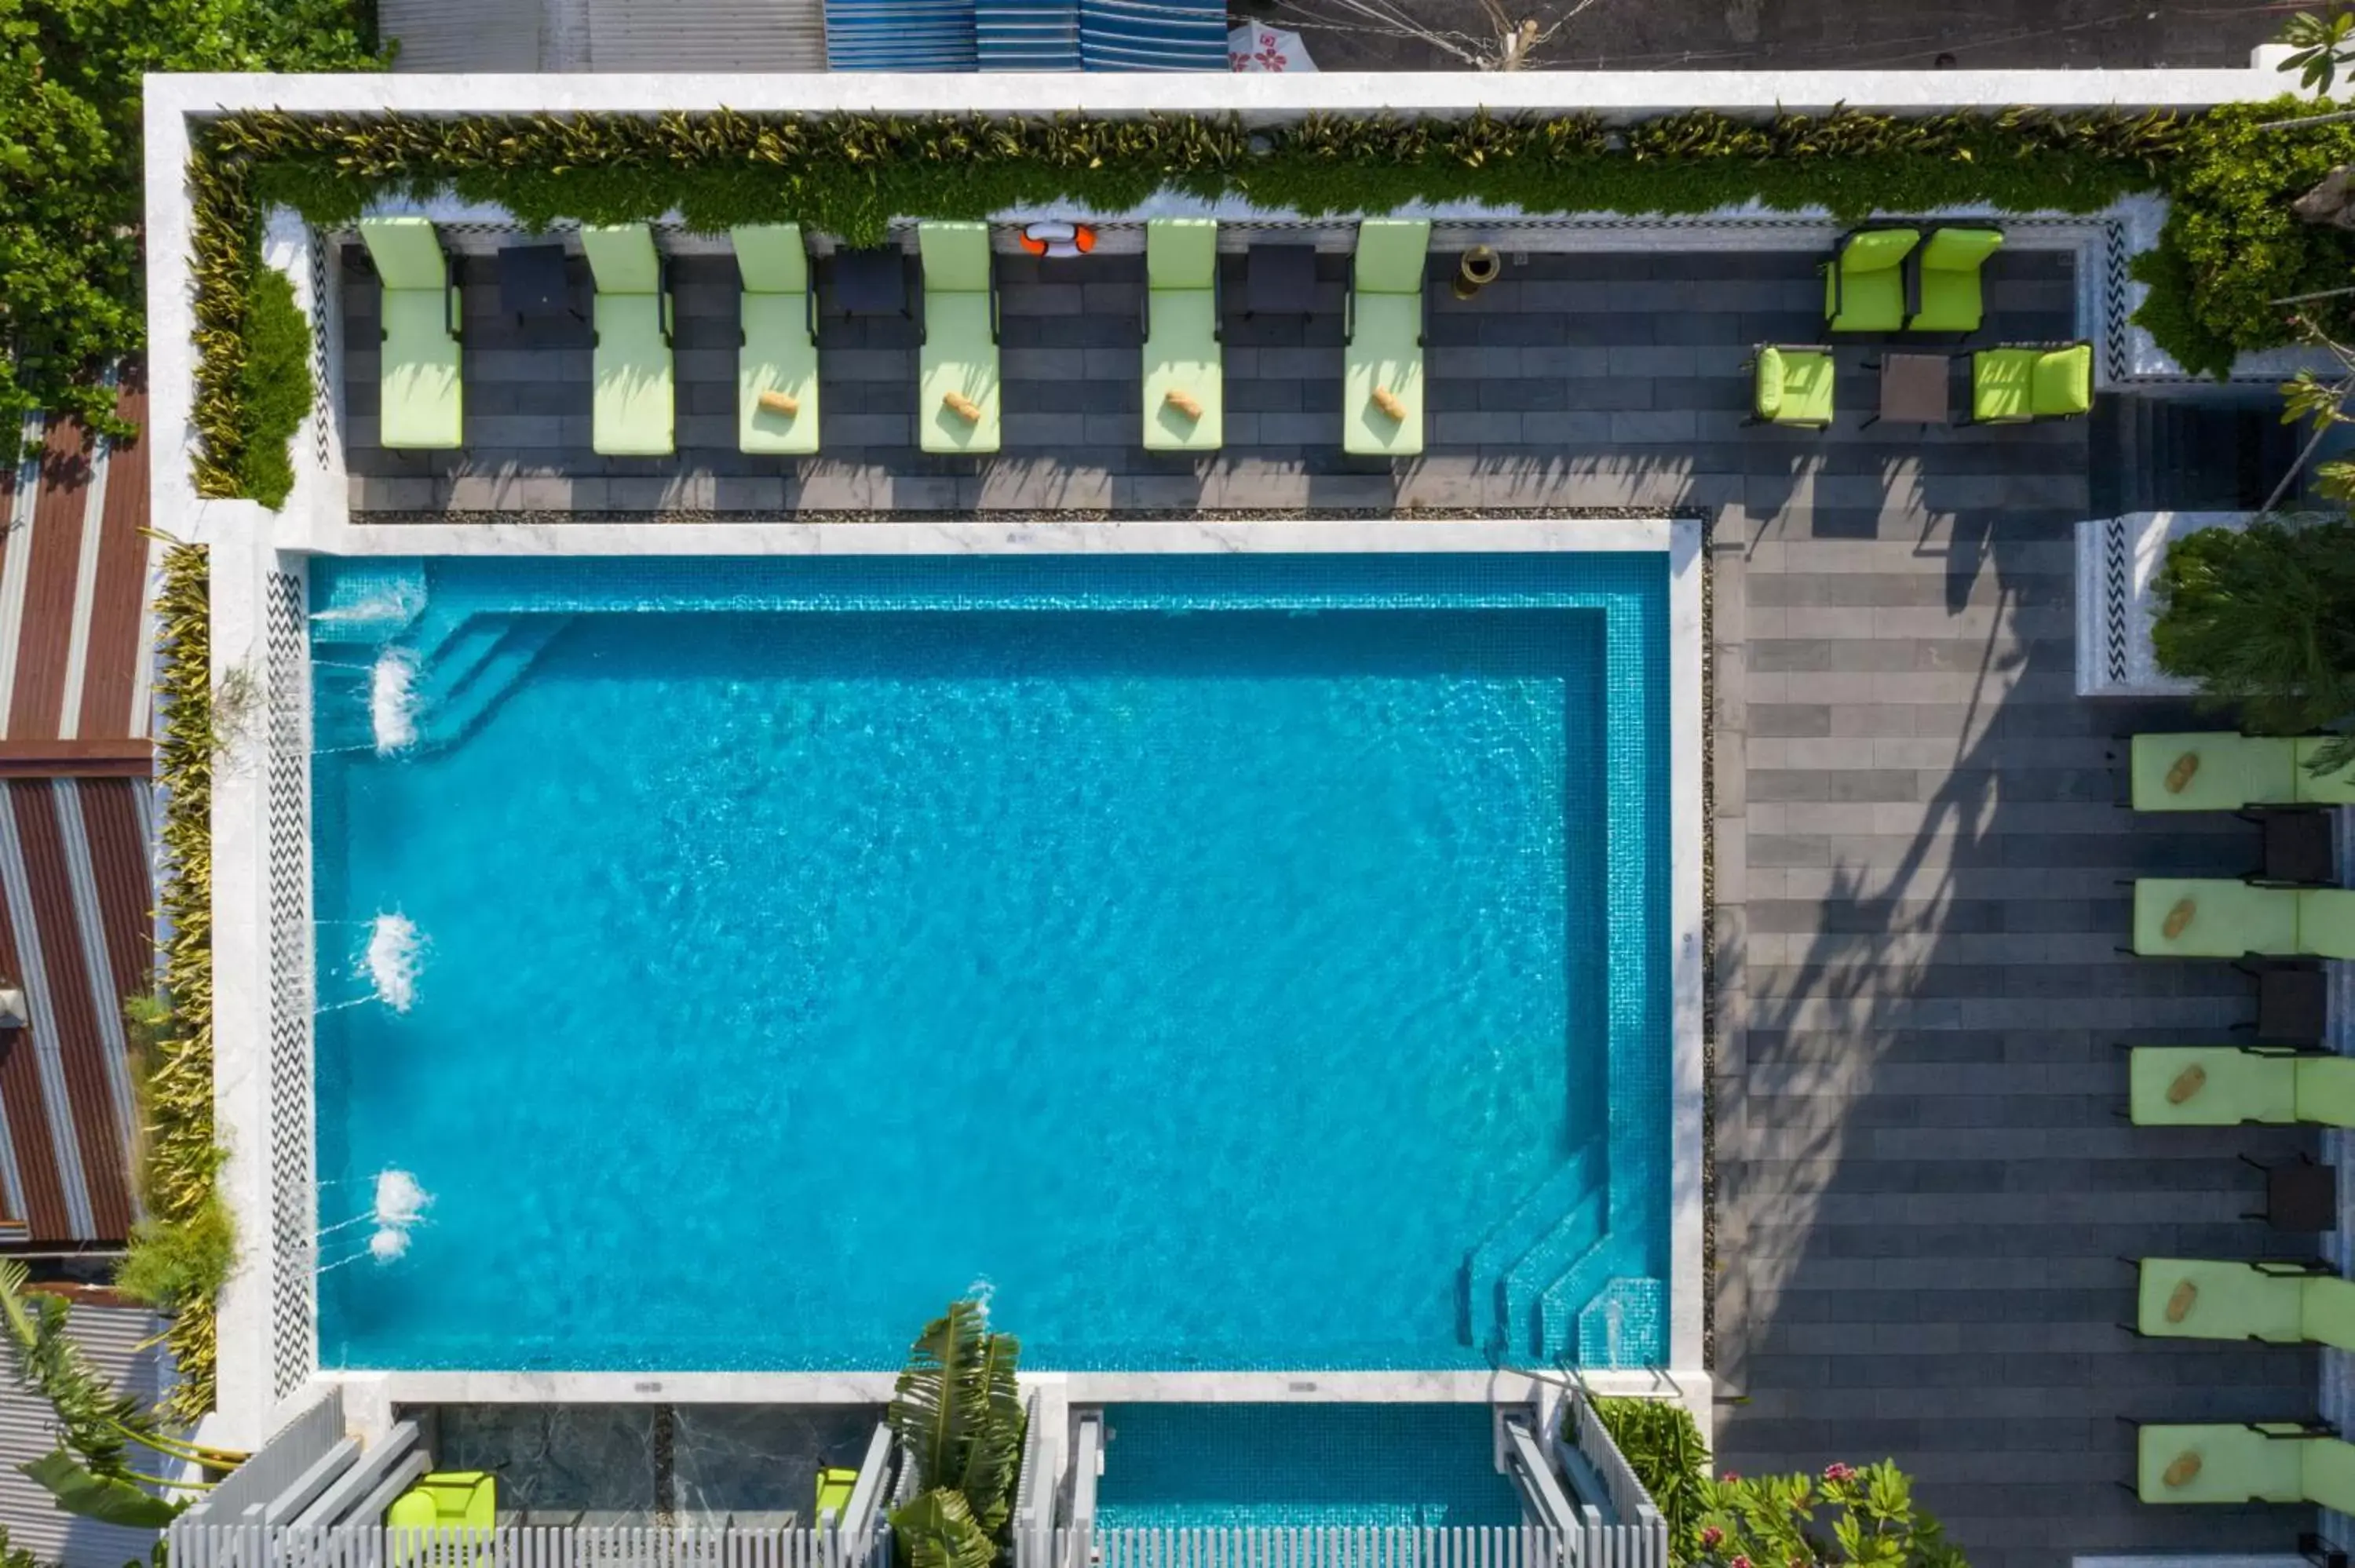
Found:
386,1471 -> 496,1530
1908,228 -> 2003,332
1970,348 -> 2038,421
1824,229 -> 1918,333
2030,342 -> 2093,416
1753,346 -> 1834,426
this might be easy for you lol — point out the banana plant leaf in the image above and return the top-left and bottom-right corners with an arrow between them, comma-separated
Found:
24,1449 -> 182,1529
953,1331 -> 1024,1537
890,1301 -> 992,1493
889,1490 -> 997,1568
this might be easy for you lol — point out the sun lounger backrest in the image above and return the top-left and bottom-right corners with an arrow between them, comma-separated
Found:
582,224 -> 663,295
1353,220 -> 1429,296
921,222 -> 992,295
360,217 -> 447,292
1147,220 -> 1217,291
2306,1436 -> 2355,1514
732,224 -> 809,296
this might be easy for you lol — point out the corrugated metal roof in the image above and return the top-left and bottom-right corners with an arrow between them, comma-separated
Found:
0,1291 -> 170,1568
383,0 -> 826,71
382,0 -> 544,70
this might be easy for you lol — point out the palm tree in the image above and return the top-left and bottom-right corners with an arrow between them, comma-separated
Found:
887,1300 -> 1026,1568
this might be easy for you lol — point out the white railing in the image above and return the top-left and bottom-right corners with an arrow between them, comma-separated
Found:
167,1527 -> 889,1568
1561,1396 -> 1667,1568
1064,1526 -> 1574,1568
1012,1393 -> 1050,1568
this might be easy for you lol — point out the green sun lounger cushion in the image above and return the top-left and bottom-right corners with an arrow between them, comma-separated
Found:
2137,1258 -> 2311,1343
2138,1424 -> 2355,1511
1822,228 -> 1919,334
360,217 -> 462,450
732,224 -> 819,457
2132,731 -> 2355,808
2133,879 -> 2355,959
1972,342 -> 2094,422
385,1470 -> 496,1529
1752,346 -> 1835,427
1907,228 -> 2003,332
2129,1046 -> 2300,1126
918,223 -> 999,455
1143,219 -> 1222,452
583,224 -> 674,457
1343,219 -> 1431,458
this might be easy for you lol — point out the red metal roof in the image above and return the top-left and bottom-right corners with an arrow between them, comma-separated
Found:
0,377 -> 158,1245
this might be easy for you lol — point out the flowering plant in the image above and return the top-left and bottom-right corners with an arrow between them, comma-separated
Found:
1685,1462 -> 1964,1568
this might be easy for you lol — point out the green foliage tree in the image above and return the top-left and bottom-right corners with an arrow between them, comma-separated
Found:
2152,515 -> 2355,779
0,0 -> 377,458
230,267 -> 314,509
887,1299 -> 1026,1568
1690,1463 -> 1964,1568
2281,9 -> 2355,96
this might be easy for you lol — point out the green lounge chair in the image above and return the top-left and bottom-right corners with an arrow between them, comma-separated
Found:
582,224 -> 674,457
1747,345 -> 1835,428
1142,218 -> 1222,452
1906,228 -> 2003,333
1822,229 -> 1919,334
918,222 -> 1000,455
1342,219 -> 1431,458
733,224 -> 819,456
2137,1258 -> 2353,1347
386,1469 -> 496,1530
2130,731 -> 2355,811
2131,878 -> 2355,959
814,1464 -> 859,1525
2127,1045 -> 2355,1126
2137,1424 -> 2355,1511
1970,341 -> 2092,422
358,217 -> 462,450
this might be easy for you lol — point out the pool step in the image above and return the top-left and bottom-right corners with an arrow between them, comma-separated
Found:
1536,1233 -> 1640,1365
1457,1145 -> 1604,1359
1497,1169 -> 1609,1362
420,616 -> 574,749
310,561 -> 427,647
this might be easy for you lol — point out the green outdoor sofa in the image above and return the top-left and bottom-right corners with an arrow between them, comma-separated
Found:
1906,227 -> 2003,332
1970,341 -> 2092,422
2130,732 -> 2355,811
1342,218 -> 1430,457
2137,1258 -> 2355,1347
2131,878 -> 2355,959
584,223 -> 675,456
358,217 -> 462,450
1142,218 -> 1222,451
2137,1424 -> 2355,1511
1823,228 -> 1919,334
2130,1045 -> 2355,1127
1747,345 -> 1835,428
733,223 -> 820,456
918,221 -> 1001,454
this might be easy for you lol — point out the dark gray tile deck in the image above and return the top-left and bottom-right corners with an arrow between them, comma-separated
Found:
345,244 -> 2309,1567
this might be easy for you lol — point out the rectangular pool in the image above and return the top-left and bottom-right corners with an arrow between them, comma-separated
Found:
308,553 -> 1671,1373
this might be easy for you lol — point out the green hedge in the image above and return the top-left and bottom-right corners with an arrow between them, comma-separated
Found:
189,104 -> 2188,497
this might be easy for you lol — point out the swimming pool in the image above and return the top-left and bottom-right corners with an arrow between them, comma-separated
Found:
308,552 -> 1671,1373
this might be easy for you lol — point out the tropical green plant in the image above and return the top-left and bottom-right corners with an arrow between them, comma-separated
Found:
2152,514 -> 2355,779
0,1261 -> 230,1529
184,103 -> 2191,496
0,0 -> 379,460
1691,1463 -> 1964,1568
1587,1397 -> 1710,1563
141,543 -> 225,1426
232,268 -> 315,509
115,1195 -> 234,1321
887,1299 -> 1026,1568
2281,9 -> 2355,96
0,1522 -> 45,1568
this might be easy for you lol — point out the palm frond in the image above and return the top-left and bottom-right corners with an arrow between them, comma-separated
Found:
889,1490 -> 999,1568
953,1329 -> 1024,1536
890,1300 -> 990,1493
0,1262 -> 146,1477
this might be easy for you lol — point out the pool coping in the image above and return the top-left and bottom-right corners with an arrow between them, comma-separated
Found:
208,516 -> 1705,1446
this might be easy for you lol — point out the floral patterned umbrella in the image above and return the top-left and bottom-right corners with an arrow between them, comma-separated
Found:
1228,20 -> 1317,70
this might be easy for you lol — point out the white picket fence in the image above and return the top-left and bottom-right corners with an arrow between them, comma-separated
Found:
1061,1526 -> 1579,1568
166,1526 -> 889,1568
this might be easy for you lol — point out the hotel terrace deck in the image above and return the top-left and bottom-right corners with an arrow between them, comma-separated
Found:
319,233 -> 2317,1565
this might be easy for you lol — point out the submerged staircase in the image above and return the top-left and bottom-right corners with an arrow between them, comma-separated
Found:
1459,1145 -> 1605,1361
411,613 -> 575,750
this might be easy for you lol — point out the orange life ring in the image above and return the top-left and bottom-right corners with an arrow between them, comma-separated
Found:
1019,222 -> 1097,257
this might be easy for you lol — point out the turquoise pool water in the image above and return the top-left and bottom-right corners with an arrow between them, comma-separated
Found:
309,554 -> 1670,1372
1094,1405 -> 1521,1529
